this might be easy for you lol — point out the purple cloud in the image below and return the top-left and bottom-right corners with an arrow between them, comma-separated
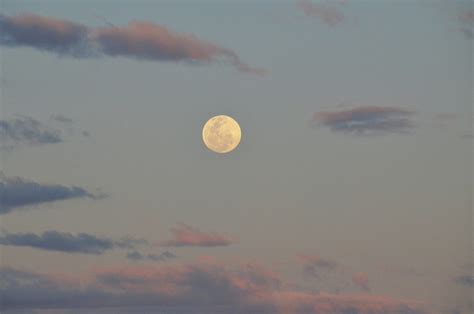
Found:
311,106 -> 417,135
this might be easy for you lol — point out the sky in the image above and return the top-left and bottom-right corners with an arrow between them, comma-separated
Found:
0,0 -> 472,313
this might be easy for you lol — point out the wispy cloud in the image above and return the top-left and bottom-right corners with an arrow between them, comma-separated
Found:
0,115 -> 62,147
50,114 -> 74,123
0,115 -> 88,149
0,175 -> 101,214
297,254 -> 374,293
160,223 -> 235,248
311,105 -> 417,135
298,254 -> 339,277
0,230 -> 145,254
352,272 -> 371,292
457,9 -> 474,39
296,0 -> 347,26
126,250 -> 176,262
0,13 -> 266,75
453,275 -> 474,287
0,264 -> 427,313
91,22 -> 267,75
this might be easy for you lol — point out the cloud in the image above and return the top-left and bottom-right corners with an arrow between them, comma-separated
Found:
0,14 -> 91,56
91,22 -> 267,75
0,115 -> 88,149
458,10 -> 474,23
298,254 -> 339,277
50,114 -> 74,123
431,112 -> 458,129
296,0 -> 346,26
0,230 -> 144,254
459,27 -> 473,39
0,175 -> 100,214
311,106 -> 417,135
126,250 -> 176,262
456,9 -> 474,39
0,13 -> 265,74
352,272 -> 371,292
0,116 -> 62,147
0,264 -> 427,313
453,275 -> 474,287
460,133 -> 473,139
160,223 -> 235,247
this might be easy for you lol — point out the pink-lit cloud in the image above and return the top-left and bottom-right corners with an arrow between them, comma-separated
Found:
0,14 -> 265,74
160,223 -> 236,247
91,21 -> 266,75
457,9 -> 474,39
352,272 -> 371,292
296,0 -> 347,26
458,10 -> 474,23
0,262 -> 427,313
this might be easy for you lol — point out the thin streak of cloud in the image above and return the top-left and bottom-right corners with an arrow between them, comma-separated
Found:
0,230 -> 145,255
0,116 -> 62,147
160,223 -> 235,248
91,22 -> 267,75
456,9 -> 474,39
0,13 -> 266,75
352,272 -> 371,292
50,114 -> 74,123
126,250 -> 176,262
311,105 -> 417,136
296,0 -> 346,26
0,175 -> 102,214
453,275 -> 474,287
298,254 -> 339,275
0,115 -> 89,149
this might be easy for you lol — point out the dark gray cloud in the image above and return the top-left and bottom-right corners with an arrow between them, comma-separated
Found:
0,13 -> 265,75
0,266 -> 427,313
0,116 -> 62,147
311,106 -> 417,135
453,275 -> 474,287
126,250 -> 176,262
0,176 -> 100,214
0,230 -> 144,255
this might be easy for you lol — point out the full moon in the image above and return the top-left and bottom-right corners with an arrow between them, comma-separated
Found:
202,115 -> 242,154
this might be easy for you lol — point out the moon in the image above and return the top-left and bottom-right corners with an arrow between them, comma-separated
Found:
202,115 -> 242,154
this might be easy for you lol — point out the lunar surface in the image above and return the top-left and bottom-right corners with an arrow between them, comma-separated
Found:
202,115 -> 241,154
